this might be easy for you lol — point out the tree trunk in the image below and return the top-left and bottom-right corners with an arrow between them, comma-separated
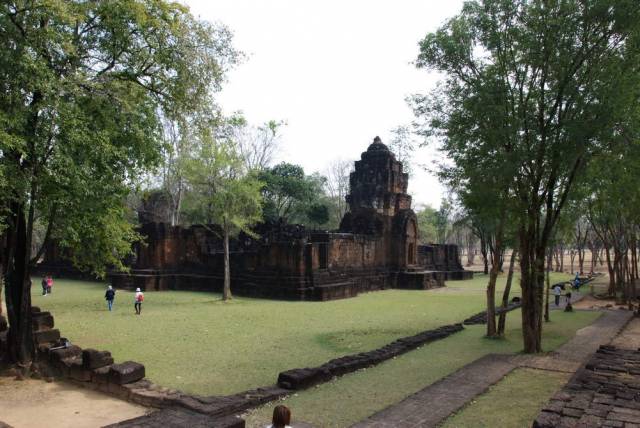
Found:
519,228 -> 545,354
222,219 -> 232,301
498,248 -> 505,273
170,179 -> 184,227
498,248 -> 518,336
0,235 -> 4,316
486,216 -> 506,338
486,249 -> 500,338
570,251 -> 576,274
614,247 -> 624,300
544,250 -> 551,322
632,239 -> 638,282
605,246 -> 615,295
480,235 -> 489,275
5,202 -> 35,368
466,240 -> 475,266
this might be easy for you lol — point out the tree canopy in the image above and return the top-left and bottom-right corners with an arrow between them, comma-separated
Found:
414,0 -> 640,352
258,162 -> 329,226
0,0 -> 239,366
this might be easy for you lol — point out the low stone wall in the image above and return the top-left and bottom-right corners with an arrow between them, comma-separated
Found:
533,345 -> 640,427
277,323 -> 464,390
30,306 -> 147,394
462,300 -> 522,325
14,307 -> 260,427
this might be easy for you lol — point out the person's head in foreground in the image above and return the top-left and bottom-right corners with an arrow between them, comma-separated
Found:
271,405 -> 291,428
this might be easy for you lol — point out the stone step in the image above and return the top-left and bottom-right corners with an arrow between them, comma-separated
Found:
33,328 -> 60,345
32,311 -> 54,330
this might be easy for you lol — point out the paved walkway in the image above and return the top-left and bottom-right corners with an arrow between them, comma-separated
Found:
351,354 -> 515,428
352,310 -> 634,428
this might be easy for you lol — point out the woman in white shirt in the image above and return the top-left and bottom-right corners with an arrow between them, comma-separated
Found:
134,288 -> 144,315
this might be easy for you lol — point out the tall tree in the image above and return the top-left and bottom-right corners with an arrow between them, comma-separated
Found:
414,0 -> 640,352
184,132 -> 263,301
324,159 -> 353,227
435,198 -> 454,245
415,205 -> 439,244
388,125 -> 416,175
259,163 -> 326,224
231,118 -> 285,172
586,139 -> 640,300
0,0 -> 239,367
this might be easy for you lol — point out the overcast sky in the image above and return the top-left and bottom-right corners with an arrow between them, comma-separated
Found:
184,0 -> 465,209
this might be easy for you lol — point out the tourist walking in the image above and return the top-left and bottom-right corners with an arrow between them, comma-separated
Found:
565,291 -> 573,312
267,405 -> 292,428
553,284 -> 562,306
46,275 -> 53,294
134,288 -> 144,315
105,286 -> 116,311
41,277 -> 48,296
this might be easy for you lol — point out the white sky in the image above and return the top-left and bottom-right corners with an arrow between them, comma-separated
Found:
184,0 -> 465,209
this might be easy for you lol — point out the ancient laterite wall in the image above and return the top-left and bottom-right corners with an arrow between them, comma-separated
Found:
107,138 -> 472,300
2,307 -> 152,405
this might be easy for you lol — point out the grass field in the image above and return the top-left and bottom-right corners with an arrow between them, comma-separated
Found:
441,368 -> 570,428
33,272 -> 581,399
243,310 -> 599,427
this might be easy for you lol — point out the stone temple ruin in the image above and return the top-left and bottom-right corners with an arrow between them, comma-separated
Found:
107,137 -> 471,300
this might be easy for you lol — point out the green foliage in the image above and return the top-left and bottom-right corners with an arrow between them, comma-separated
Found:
258,163 -> 329,226
306,203 -> 330,228
416,205 -> 438,244
388,125 -> 415,175
183,136 -> 263,237
0,0 -> 240,275
435,198 -> 454,244
413,0 -> 640,351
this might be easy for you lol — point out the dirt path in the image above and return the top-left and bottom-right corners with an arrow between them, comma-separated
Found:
0,377 -> 149,428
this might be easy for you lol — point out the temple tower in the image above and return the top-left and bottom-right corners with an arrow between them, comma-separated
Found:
346,136 -> 412,217
340,137 -> 418,269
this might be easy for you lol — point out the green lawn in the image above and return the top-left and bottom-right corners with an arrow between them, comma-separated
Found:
32,272 -> 576,398
442,368 -> 570,428
243,310 -> 599,427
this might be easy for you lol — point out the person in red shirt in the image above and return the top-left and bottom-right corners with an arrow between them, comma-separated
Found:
46,275 -> 53,294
